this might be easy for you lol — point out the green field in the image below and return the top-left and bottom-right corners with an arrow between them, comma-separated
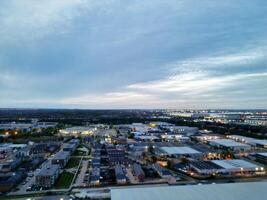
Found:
65,157 -> 81,168
54,171 -> 74,189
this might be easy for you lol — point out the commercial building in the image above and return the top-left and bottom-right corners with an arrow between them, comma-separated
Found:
161,133 -> 190,142
189,160 -> 224,176
35,162 -> 60,188
193,134 -> 222,143
157,146 -> 202,158
134,135 -> 159,141
169,126 -> 198,136
227,135 -> 267,148
111,182 -> 267,200
252,152 -> 267,164
59,126 -> 96,136
189,159 -> 265,176
208,139 -> 251,151
212,159 -> 265,175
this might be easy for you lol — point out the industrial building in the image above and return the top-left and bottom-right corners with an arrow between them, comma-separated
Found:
208,139 -> 251,151
157,146 -> 202,158
253,152 -> 267,164
227,135 -> 267,148
190,159 -> 265,176
111,182 -> 267,200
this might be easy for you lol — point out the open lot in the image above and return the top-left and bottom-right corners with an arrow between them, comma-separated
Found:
54,171 -> 75,189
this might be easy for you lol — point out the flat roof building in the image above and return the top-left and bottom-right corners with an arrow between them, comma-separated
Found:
111,182 -> 267,200
254,152 -> 267,164
158,146 -> 202,158
211,159 -> 264,174
208,139 -> 251,151
228,135 -> 267,148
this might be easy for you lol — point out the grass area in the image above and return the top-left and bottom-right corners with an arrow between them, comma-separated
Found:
54,171 -> 75,189
0,192 -> 53,200
65,157 -> 81,169
73,149 -> 86,156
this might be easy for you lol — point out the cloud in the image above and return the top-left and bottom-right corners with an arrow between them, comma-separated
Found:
53,49 -> 267,109
0,0 -> 102,44
0,0 -> 267,109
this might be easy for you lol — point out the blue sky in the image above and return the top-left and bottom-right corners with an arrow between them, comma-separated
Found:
0,0 -> 266,109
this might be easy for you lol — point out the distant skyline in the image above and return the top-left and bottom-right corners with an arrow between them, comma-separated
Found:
0,0 -> 267,109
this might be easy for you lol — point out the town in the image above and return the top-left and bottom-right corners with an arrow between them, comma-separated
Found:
0,109 -> 266,200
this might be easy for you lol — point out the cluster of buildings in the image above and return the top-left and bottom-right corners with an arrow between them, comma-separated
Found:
90,143 -> 129,186
34,139 -> 80,188
0,137 -> 80,193
114,122 -> 267,181
0,121 -> 57,132
168,110 -> 267,127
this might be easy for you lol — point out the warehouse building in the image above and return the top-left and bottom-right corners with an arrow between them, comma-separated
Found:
190,159 -> 265,176
157,146 -> 202,158
208,139 -> 251,151
189,160 -> 224,176
111,182 -> 267,200
212,159 -> 265,175
227,135 -> 267,148
253,152 -> 267,164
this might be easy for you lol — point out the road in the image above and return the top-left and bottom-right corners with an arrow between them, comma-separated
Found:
125,167 -> 138,184
74,159 -> 88,187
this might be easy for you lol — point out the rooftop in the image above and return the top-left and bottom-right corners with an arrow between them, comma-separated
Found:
53,151 -> 70,160
256,152 -> 267,157
160,146 -> 201,155
209,139 -> 250,147
37,162 -> 59,176
211,159 -> 261,170
111,182 -> 267,200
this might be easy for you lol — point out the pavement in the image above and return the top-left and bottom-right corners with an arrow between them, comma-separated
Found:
125,167 -> 138,184
74,160 -> 88,187
3,195 -> 70,200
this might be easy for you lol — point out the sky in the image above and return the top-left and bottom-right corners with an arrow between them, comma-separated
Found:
0,0 -> 267,109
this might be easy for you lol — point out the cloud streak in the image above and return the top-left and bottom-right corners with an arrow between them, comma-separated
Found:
0,0 -> 266,109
